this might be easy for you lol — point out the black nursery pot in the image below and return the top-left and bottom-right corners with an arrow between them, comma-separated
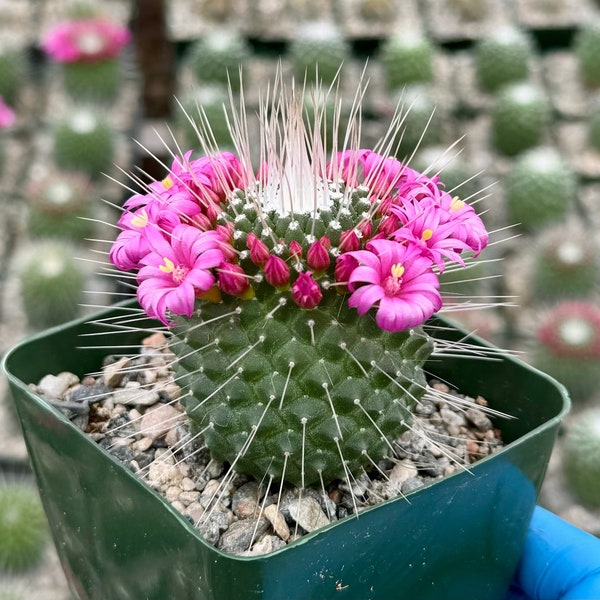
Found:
3,304 -> 570,600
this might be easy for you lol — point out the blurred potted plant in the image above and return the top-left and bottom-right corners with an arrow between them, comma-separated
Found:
3,74 -> 569,600
40,6 -> 131,103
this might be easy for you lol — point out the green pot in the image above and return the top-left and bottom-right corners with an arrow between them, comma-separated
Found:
2,303 -> 570,600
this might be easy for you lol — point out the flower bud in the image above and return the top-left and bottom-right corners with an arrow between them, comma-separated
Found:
246,232 -> 270,266
289,240 -> 303,259
291,272 -> 323,309
306,238 -> 331,272
264,255 -> 290,288
218,262 -> 252,298
334,254 -> 359,292
339,229 -> 360,252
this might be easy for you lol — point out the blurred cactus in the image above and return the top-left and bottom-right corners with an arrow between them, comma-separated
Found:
534,302 -> 600,402
474,27 -> 534,92
0,481 -> 48,573
52,107 -> 115,178
18,240 -> 86,329
25,170 -> 95,243
588,96 -> 600,152
289,21 -> 350,86
574,21 -> 600,87
62,59 -> 124,103
0,44 -> 26,106
563,408 -> 600,507
531,226 -> 599,301
491,82 -> 551,156
176,84 -> 234,150
392,85 -> 440,157
380,30 -> 434,89
505,146 -> 577,232
186,28 -> 250,91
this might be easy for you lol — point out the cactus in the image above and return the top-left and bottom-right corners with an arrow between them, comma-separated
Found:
185,28 -> 250,91
534,302 -> 600,402
25,170 -> 95,243
379,31 -> 434,90
391,85 -> 440,157
491,82 -> 551,156
411,145 -> 482,202
563,408 -> 600,507
289,21 -> 350,86
474,26 -> 534,92
0,44 -> 26,106
0,481 -> 48,572
61,58 -> 123,103
18,240 -> 86,329
505,146 -> 577,232
574,21 -> 600,87
531,226 -> 599,301
176,84 -> 234,151
52,107 -> 115,179
108,75 -> 490,492
588,97 -> 600,153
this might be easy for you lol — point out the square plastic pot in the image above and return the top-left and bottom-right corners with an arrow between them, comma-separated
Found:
2,304 -> 570,600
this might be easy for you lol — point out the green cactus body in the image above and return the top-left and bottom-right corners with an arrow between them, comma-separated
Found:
62,58 -> 122,103
474,27 -> 533,92
172,188 -> 433,487
506,147 -> 576,232
0,482 -> 48,572
534,302 -> 600,402
491,82 -> 551,156
52,108 -> 115,178
0,45 -> 26,106
575,21 -> 600,87
380,31 -> 434,90
532,227 -> 599,301
25,170 -> 95,242
289,21 -> 350,86
563,408 -> 600,507
174,282 -> 431,487
186,28 -> 250,91
19,240 -> 85,328
588,98 -> 600,152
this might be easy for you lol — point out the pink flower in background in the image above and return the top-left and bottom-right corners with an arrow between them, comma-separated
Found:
41,18 -> 130,63
345,238 -> 442,332
136,225 -> 225,325
0,96 -> 15,128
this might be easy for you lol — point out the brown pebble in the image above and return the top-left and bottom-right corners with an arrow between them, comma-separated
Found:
143,332 -> 168,349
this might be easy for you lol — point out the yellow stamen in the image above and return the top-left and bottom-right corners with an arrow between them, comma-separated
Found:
391,263 -> 405,278
450,196 -> 465,211
130,208 -> 149,228
421,228 -> 433,242
159,257 -> 175,274
162,175 -> 174,190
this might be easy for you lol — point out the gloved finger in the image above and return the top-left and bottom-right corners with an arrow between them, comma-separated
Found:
513,506 -> 600,600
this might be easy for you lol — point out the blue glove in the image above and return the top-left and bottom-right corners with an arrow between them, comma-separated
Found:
507,506 -> 600,599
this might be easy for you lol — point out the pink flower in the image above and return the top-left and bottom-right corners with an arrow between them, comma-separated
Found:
390,193 -> 488,270
136,225 -> 225,325
291,272 -> 323,309
41,18 -> 130,63
0,96 -> 15,128
345,239 -> 442,332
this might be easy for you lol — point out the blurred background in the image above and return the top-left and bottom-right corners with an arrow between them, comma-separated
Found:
1,0 -> 600,596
